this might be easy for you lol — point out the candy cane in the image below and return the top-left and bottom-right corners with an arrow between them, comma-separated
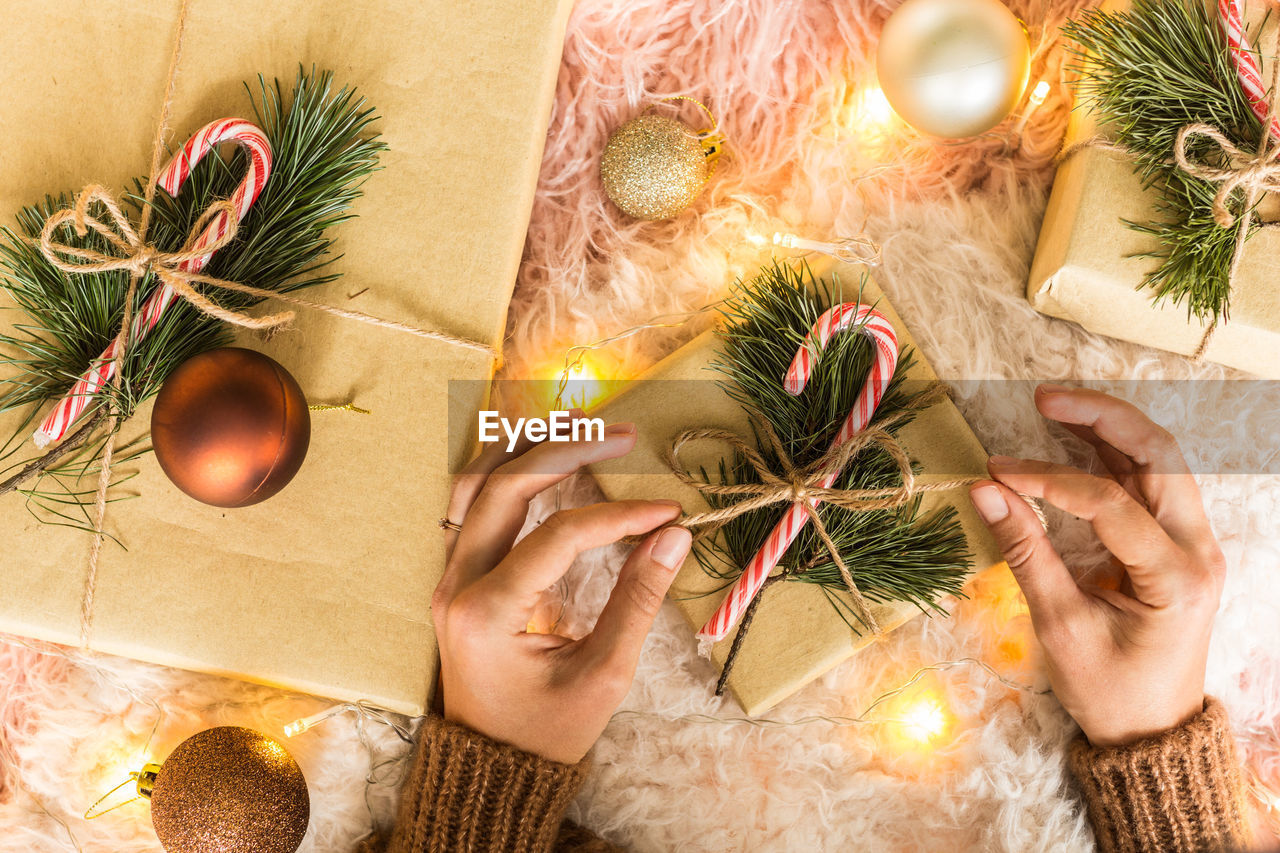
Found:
698,303 -> 899,643
34,119 -> 273,447
1220,0 -> 1280,141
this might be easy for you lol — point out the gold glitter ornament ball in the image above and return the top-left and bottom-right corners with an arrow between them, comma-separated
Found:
876,0 -> 1030,138
600,114 -> 720,220
147,727 -> 309,853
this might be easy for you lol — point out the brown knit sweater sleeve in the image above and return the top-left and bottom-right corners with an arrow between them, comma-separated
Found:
376,715 -> 615,853
1068,697 -> 1248,853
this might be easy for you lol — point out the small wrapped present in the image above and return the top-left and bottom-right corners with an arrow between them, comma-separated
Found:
1028,0 -> 1280,376
589,262 -> 1005,715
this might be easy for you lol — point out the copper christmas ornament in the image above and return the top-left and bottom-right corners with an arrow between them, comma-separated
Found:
600,112 -> 723,220
876,0 -> 1031,138
142,726 -> 309,853
151,347 -> 310,508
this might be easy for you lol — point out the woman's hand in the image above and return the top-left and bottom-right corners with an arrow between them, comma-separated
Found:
432,416 -> 692,764
969,386 -> 1225,747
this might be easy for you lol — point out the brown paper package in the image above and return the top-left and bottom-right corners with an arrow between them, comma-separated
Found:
0,0 -> 573,716
589,266 -> 1006,715
1027,2 -> 1280,377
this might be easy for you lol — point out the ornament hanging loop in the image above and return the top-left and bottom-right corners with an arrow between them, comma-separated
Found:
83,766 -> 154,819
651,95 -> 720,136
650,95 -> 725,163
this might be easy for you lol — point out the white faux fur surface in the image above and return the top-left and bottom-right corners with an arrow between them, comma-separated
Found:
3,0 -> 1280,850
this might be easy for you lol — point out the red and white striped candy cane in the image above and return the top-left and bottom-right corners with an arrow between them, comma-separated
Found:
1220,0 -> 1280,141
698,303 -> 899,643
34,119 -> 272,448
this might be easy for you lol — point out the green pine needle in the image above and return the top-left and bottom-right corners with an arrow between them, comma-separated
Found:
0,67 -> 385,528
691,262 -> 971,634
1062,0 -> 1267,321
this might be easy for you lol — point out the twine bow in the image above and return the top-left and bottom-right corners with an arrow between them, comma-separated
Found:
666,384 -> 975,643
1173,123 -> 1280,229
39,185 -> 297,333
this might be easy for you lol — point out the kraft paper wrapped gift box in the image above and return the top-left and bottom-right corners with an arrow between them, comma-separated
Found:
0,0 -> 572,716
1027,4 -> 1280,377
588,267 -> 1006,715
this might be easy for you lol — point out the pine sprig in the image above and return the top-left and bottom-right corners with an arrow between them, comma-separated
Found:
692,263 -> 971,633
1062,0 -> 1266,321
0,67 -> 385,527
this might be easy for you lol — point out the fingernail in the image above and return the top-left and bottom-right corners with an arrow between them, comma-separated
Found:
1037,383 -> 1071,395
970,485 -> 1009,523
654,499 -> 683,509
605,422 -> 635,436
652,526 -> 692,570
988,455 -> 1018,466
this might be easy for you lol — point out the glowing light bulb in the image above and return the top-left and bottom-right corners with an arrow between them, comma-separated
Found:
900,695 -> 948,744
284,705 -> 346,738
557,355 -> 608,411
1009,80 -> 1052,142
1029,80 -> 1050,107
769,231 -> 882,266
860,87 -> 894,126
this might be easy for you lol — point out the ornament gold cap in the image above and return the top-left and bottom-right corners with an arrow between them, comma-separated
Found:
135,763 -> 161,799
700,133 -> 724,165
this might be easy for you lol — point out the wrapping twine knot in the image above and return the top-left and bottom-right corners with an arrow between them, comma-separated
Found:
665,383 -> 976,640
39,186 -> 295,332
1174,123 -> 1280,229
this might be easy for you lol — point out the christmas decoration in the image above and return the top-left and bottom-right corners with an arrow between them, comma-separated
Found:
876,0 -> 1030,138
0,69 -> 382,522
600,98 -> 724,220
670,265 -> 976,687
140,726 -> 309,853
589,261 -> 1004,714
31,118 -> 273,451
1028,0 -> 1280,375
152,348 -> 311,508
694,300 -> 903,645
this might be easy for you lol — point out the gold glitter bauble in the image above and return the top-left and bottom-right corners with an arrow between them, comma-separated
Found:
147,727 -> 309,853
876,0 -> 1030,138
600,114 -> 719,220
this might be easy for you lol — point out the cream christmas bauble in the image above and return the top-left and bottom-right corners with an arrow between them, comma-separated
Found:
876,0 -> 1031,138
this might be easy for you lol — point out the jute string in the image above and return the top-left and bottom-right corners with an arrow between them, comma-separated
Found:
1057,29 -> 1280,363
36,0 -> 496,646
665,383 -> 979,684
71,0 -> 191,647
